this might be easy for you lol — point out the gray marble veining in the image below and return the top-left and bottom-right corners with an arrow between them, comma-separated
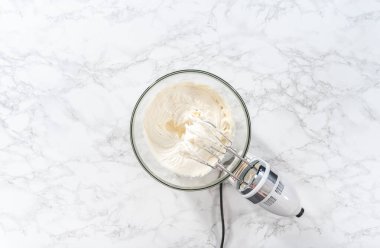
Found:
1,0 -> 380,247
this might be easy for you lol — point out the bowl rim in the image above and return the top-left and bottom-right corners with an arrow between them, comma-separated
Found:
130,69 -> 251,191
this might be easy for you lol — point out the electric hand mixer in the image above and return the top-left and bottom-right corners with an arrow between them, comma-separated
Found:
130,69 -> 304,218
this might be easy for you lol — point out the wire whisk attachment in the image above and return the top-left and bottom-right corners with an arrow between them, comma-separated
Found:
182,115 -> 255,189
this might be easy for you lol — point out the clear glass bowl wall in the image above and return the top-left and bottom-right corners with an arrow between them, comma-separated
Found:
130,70 -> 251,190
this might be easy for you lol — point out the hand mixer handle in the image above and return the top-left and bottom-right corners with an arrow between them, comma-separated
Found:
231,158 -> 304,217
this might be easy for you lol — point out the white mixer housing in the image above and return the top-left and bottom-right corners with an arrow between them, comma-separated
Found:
232,158 -> 304,217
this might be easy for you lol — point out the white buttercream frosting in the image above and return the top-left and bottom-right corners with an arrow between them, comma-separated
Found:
143,82 -> 234,177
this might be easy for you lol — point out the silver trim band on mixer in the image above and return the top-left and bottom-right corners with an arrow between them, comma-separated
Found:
235,160 -> 278,204
247,169 -> 278,204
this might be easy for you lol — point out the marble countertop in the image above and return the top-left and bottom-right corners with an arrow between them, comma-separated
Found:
1,0 -> 380,247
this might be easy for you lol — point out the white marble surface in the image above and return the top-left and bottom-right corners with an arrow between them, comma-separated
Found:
1,0 -> 380,247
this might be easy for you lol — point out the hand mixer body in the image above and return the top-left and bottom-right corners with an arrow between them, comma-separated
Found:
233,159 -> 304,217
187,117 -> 304,217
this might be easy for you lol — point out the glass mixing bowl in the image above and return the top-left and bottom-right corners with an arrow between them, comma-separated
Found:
130,69 -> 251,190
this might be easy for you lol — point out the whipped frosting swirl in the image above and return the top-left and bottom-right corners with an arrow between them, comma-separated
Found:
144,82 -> 234,177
